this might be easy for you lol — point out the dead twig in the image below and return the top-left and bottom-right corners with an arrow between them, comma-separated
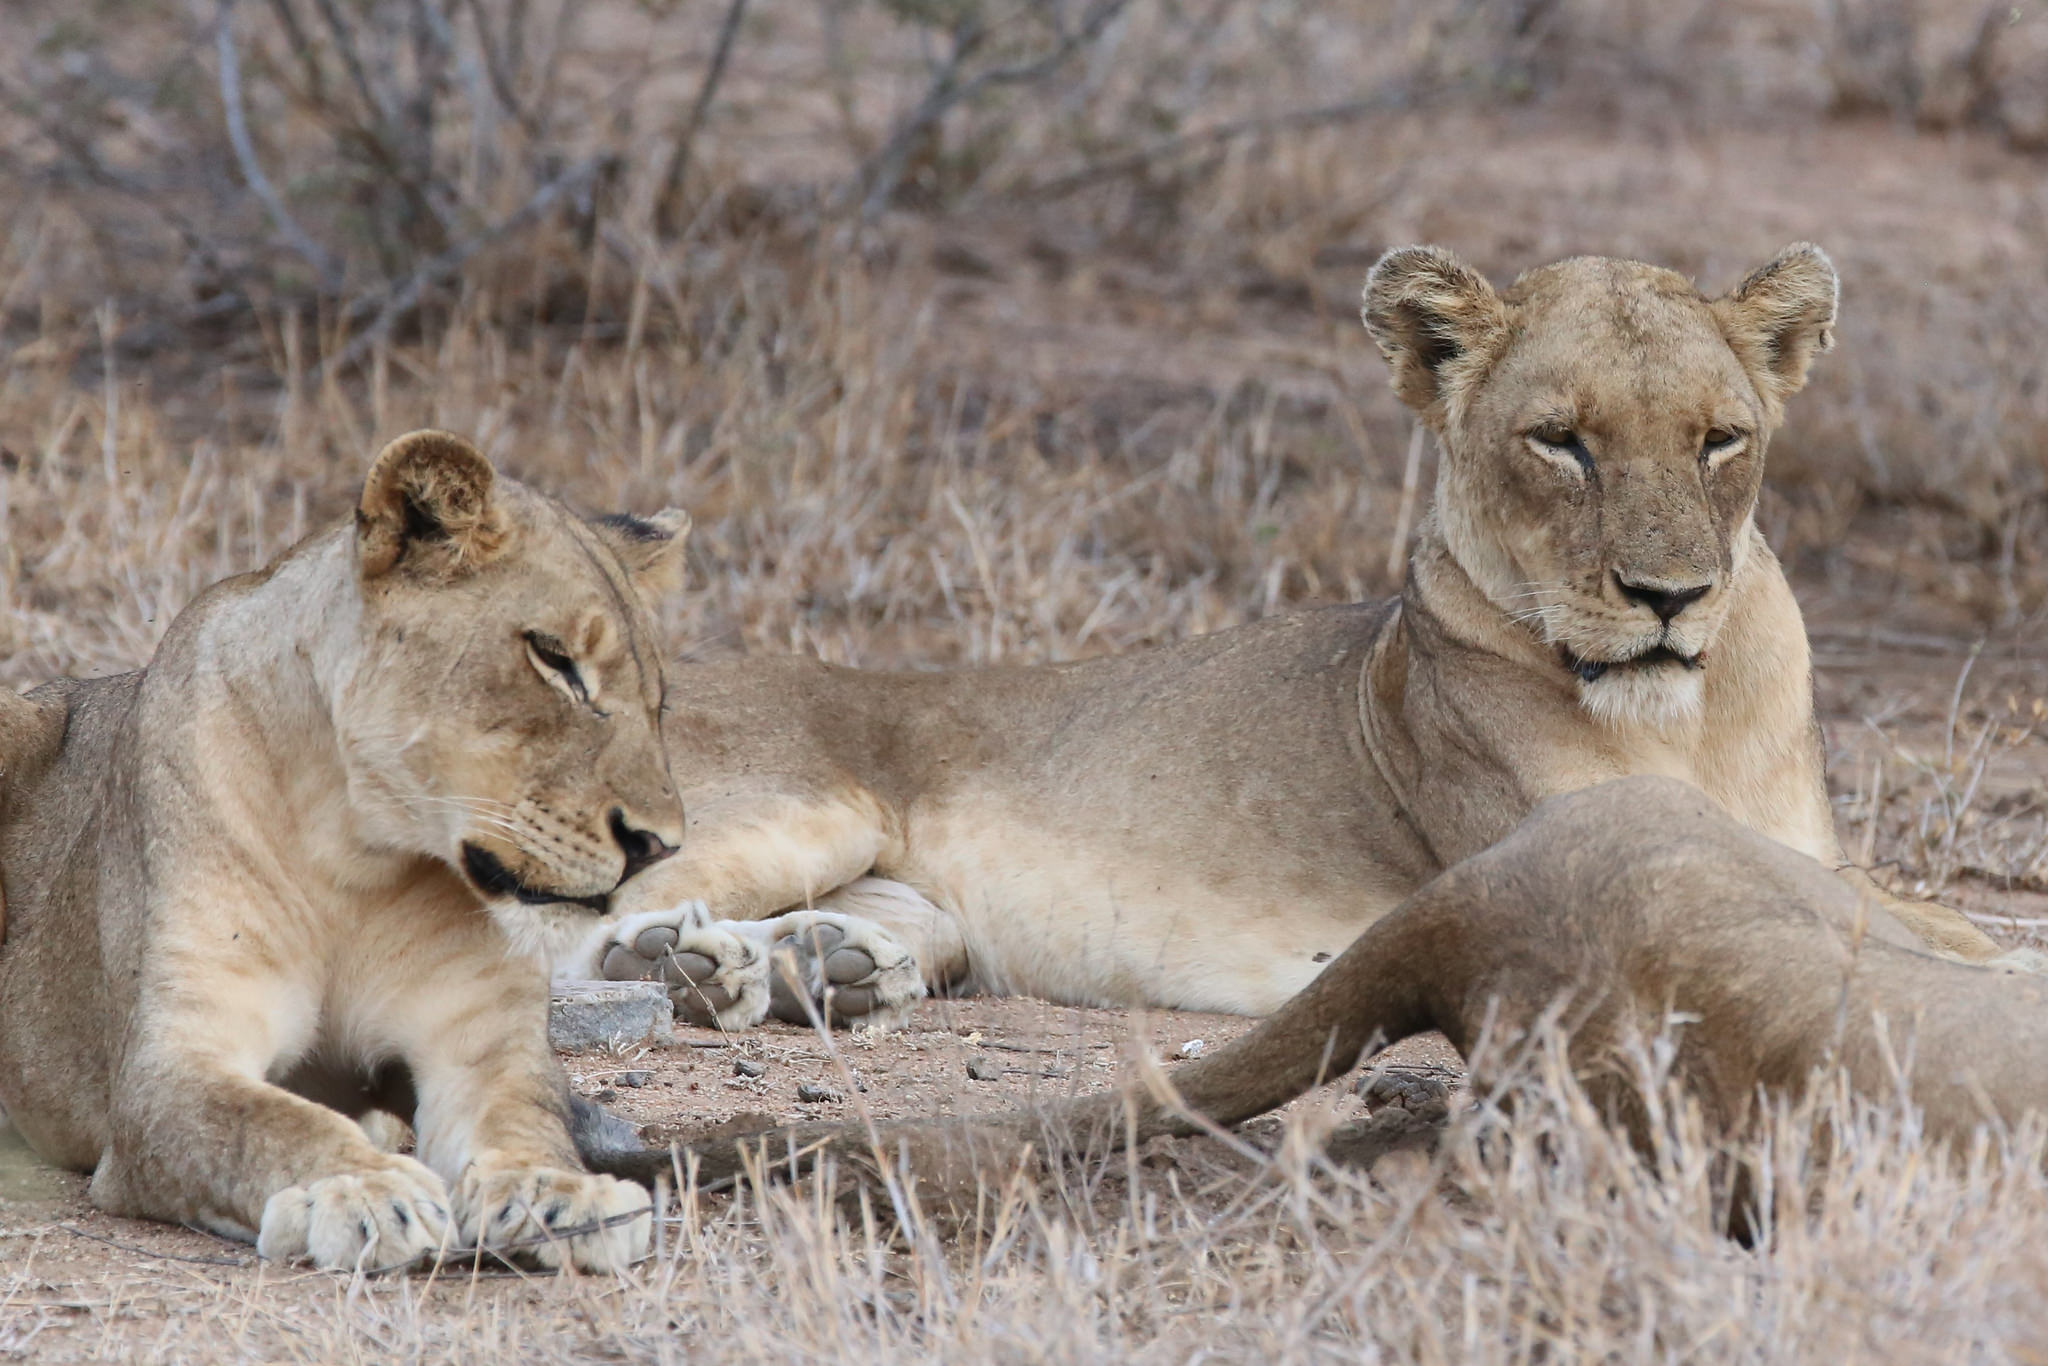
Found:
317,154 -> 611,380
855,0 -> 1133,220
215,0 -> 345,291
1018,88 -> 1414,199
655,0 -> 751,233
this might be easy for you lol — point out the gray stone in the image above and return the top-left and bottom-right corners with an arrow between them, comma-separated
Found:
966,1055 -> 1001,1082
795,1081 -> 838,1103
733,1057 -> 766,1079
548,979 -> 674,1051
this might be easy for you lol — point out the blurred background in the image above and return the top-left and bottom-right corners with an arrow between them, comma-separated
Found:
1,0 -> 2047,897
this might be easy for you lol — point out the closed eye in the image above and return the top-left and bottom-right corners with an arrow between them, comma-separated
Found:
1524,425 -> 1594,475
524,631 -> 594,708
1701,427 -> 1749,468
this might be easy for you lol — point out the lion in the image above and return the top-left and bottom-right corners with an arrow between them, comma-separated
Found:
0,430 -> 690,1272
1047,775 -> 2048,1159
559,242 -> 2010,1031
644,777 -> 2048,1200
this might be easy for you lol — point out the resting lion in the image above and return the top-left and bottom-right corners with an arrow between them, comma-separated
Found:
0,431 -> 689,1271
562,242 -> 2008,1029
659,777 -> 2048,1198
1060,775 -> 2048,1157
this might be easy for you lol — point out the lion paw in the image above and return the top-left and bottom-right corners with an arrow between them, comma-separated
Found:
597,901 -> 770,1030
454,1167 -> 651,1272
256,1160 -> 451,1272
755,910 -> 925,1031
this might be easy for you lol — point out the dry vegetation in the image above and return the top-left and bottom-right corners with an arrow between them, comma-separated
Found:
4,0 -> 2048,1359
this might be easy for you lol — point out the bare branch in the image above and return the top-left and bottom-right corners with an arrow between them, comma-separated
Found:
460,0 -> 541,137
654,0 -> 751,234
215,0 -> 345,291
854,0 -> 1132,220
1015,88 -> 1415,199
317,154 -> 611,379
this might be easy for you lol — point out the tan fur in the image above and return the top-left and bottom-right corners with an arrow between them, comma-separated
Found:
571,245 -> 2000,1019
1033,776 -> 2048,1159
734,777 -> 2048,1195
0,432 -> 689,1271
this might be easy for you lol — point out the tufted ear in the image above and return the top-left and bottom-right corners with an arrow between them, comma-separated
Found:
1710,243 -> 1838,414
588,507 -> 693,603
1362,246 -> 1512,418
356,430 -> 512,580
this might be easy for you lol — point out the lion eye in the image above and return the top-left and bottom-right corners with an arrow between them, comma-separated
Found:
1526,426 -> 1594,474
524,631 -> 590,705
1701,428 -> 1747,466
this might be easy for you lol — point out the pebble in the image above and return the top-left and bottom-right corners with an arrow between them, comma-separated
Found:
733,1057 -> 766,1079
616,1070 -> 653,1088
966,1055 -> 1002,1081
796,1081 -> 838,1103
1174,1039 -> 1206,1060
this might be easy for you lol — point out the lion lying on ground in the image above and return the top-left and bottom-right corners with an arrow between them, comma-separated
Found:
0,431 -> 689,1272
639,776 -> 2048,1203
562,243 -> 2011,1030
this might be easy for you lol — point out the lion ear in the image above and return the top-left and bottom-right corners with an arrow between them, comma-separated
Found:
1362,246 -> 1511,417
356,430 -> 513,580
1710,243 -> 1838,414
588,507 -> 693,603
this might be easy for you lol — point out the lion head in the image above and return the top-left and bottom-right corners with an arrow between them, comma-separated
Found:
1363,243 -> 1838,729
336,430 -> 687,931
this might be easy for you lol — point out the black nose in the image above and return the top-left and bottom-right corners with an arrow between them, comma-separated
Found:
609,808 -> 677,882
1615,572 -> 1711,623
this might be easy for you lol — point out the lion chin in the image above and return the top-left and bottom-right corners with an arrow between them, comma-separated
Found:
1576,658 -> 1705,731
488,898 -> 603,968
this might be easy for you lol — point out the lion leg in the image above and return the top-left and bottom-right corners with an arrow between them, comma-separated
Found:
95,1031 -> 452,1272
1829,863 -> 2019,966
382,908 -> 651,1273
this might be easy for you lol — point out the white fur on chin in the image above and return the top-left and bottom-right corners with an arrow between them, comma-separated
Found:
1578,663 -> 1704,732
487,899 -> 594,969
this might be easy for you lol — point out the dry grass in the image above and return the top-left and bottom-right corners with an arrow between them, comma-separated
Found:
7,0 -> 2048,1359
11,1030 -> 2048,1362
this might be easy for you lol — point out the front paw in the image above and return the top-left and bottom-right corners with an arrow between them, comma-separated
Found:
598,904 -> 770,1030
454,1167 -> 652,1272
257,1159 -> 451,1272
762,911 -> 925,1031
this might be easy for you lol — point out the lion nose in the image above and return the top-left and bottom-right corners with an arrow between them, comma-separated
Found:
1614,572 -> 1711,623
609,808 -> 678,882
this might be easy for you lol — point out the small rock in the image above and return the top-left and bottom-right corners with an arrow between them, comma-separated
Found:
1138,1135 -> 1181,1170
733,1057 -> 766,1079
592,1088 -> 619,1104
616,1070 -> 653,1088
1174,1039 -> 1206,1060
966,1055 -> 1001,1082
549,980 -> 674,1051
1357,1066 -> 1457,1119
796,1081 -> 838,1103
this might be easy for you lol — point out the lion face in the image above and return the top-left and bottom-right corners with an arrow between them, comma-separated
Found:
337,431 -> 688,923
1364,244 -> 1838,729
